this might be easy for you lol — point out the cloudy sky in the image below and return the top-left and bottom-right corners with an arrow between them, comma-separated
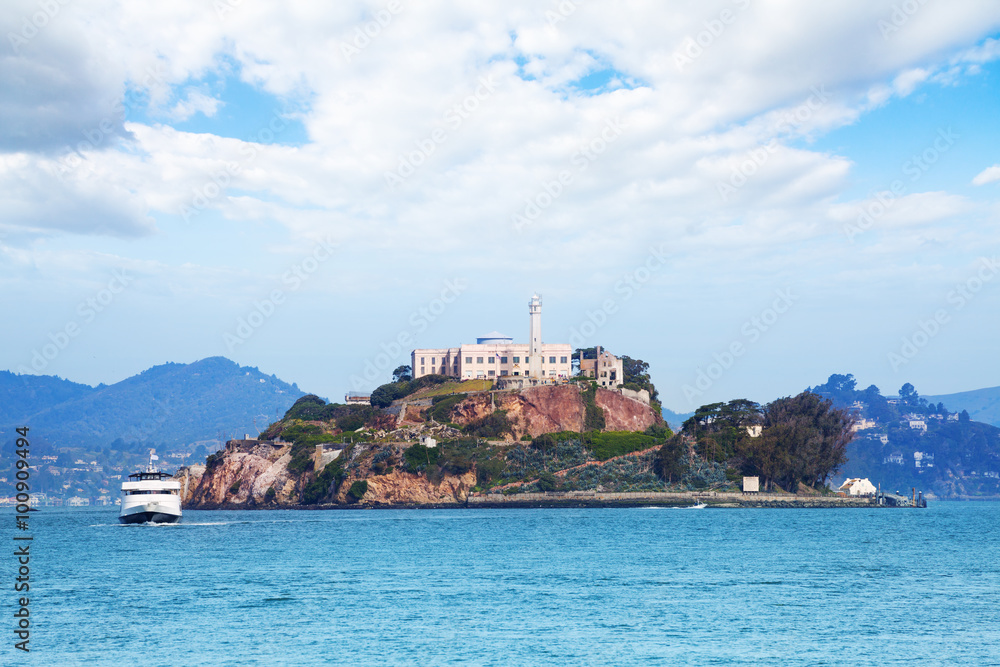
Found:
3,0 -> 1000,412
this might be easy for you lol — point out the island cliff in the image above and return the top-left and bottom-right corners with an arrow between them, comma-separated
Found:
176,382 -> 663,509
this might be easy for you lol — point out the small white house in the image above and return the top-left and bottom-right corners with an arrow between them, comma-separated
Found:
420,435 -> 437,449
838,478 -> 876,496
883,452 -> 904,465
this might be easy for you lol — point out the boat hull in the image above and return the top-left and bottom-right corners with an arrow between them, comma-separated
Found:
118,510 -> 181,525
118,495 -> 182,525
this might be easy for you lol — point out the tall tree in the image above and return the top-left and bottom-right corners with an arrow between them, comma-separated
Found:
759,392 -> 852,490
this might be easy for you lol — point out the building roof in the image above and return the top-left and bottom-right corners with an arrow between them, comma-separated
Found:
476,331 -> 513,343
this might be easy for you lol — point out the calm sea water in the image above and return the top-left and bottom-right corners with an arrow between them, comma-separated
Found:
7,502 -> 1000,665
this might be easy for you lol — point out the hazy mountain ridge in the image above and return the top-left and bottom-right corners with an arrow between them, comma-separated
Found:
0,357 -> 308,448
925,386 -> 1000,428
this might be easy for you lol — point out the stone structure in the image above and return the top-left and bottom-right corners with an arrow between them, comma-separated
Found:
345,392 -> 371,406
578,346 -> 624,388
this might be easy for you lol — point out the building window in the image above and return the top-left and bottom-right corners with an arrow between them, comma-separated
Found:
513,371 -> 519,376
542,370 -> 546,376
524,356 -> 529,364
488,357 -> 494,364
432,358 -> 436,364
513,356 -> 520,363
421,357 -> 425,364
477,357 -> 483,363
488,370 -> 495,376
549,356 -> 556,363
500,356 -> 508,363
465,357 -> 472,364
560,356 -> 567,363
500,370 -> 508,376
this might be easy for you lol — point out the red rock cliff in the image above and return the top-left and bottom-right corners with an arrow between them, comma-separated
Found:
449,384 -> 656,439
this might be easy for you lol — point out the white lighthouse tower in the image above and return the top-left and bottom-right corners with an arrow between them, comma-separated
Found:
528,293 -> 542,377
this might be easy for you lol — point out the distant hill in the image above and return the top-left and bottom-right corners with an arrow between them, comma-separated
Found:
0,357 -> 307,449
925,386 -> 1000,428
809,374 -> 1000,497
661,407 -> 694,431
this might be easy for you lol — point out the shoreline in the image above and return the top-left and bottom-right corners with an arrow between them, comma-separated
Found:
187,490 -> 930,511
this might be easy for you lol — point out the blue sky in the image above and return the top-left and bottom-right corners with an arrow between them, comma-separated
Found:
2,1 -> 1000,413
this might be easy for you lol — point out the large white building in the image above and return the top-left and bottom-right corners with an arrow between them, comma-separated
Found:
411,294 -> 572,381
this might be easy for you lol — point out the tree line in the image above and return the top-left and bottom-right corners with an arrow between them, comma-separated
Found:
656,391 -> 852,492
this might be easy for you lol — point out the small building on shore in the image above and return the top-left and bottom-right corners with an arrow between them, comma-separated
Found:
838,478 -> 876,496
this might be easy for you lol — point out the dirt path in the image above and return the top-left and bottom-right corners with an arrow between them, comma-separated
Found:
553,444 -> 661,477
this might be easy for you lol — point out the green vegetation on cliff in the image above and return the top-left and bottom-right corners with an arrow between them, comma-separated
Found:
370,375 -> 451,408
581,382 -> 606,431
302,459 -> 347,505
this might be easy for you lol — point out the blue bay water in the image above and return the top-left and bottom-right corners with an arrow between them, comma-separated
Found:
8,502 -> 1000,665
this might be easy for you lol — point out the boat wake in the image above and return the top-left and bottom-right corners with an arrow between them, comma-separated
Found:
637,503 -> 708,510
90,521 -> 231,528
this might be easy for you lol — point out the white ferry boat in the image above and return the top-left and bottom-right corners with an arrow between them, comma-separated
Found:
118,450 -> 182,524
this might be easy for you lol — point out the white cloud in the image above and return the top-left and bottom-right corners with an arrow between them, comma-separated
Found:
893,68 -> 930,96
972,164 -> 1000,186
3,1 -> 1000,402
167,90 -> 223,122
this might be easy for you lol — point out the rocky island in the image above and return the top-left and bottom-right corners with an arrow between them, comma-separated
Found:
176,369 -> 907,509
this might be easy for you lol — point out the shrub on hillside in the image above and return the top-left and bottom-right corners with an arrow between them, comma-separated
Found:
462,410 -> 513,439
301,460 -> 347,505
403,443 -> 441,473
347,480 -> 369,502
587,431 -> 659,461
370,375 -> 450,408
429,393 -> 467,422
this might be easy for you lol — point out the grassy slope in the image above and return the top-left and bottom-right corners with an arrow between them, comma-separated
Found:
407,379 -> 494,400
